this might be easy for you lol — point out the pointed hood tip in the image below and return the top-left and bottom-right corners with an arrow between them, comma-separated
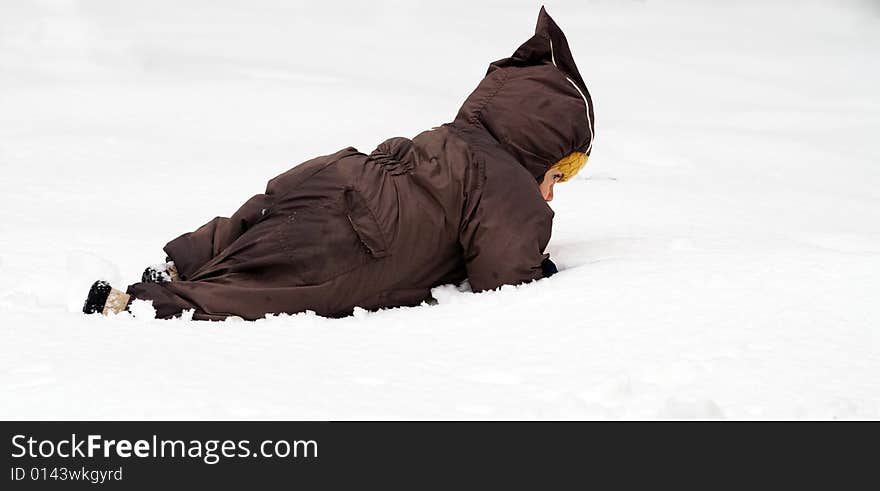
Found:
536,6 -> 551,35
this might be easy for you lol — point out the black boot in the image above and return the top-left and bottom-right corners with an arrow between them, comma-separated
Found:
82,280 -> 132,315
141,261 -> 179,284
82,280 -> 112,314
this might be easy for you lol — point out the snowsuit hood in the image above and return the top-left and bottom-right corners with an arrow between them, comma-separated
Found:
454,6 -> 595,181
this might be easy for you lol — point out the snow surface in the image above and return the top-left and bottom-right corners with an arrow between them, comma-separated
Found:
1,0 -> 879,419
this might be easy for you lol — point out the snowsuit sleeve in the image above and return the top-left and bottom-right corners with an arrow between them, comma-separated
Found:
163,193 -> 272,280
459,158 -> 554,292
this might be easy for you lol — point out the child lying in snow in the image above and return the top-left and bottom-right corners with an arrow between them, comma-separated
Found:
83,7 -> 594,320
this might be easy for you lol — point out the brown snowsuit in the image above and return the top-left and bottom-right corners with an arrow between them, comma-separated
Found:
127,7 -> 595,320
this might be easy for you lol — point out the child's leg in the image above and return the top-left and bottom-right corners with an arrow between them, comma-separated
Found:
162,193 -> 272,280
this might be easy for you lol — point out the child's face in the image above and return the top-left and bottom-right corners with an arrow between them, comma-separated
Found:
539,168 -> 564,202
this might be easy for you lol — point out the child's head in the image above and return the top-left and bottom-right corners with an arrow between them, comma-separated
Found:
454,8 -> 594,185
539,152 -> 588,201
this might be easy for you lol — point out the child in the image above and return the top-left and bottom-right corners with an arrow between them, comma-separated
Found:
84,7 -> 593,320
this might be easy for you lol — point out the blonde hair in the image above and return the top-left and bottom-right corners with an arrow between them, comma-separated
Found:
549,152 -> 588,182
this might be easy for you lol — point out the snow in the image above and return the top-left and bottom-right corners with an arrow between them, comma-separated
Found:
1,0 -> 879,419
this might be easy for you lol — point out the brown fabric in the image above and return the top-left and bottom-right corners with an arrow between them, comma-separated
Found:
126,7 -> 594,320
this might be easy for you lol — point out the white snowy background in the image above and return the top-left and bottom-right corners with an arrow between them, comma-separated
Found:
1,0 -> 878,419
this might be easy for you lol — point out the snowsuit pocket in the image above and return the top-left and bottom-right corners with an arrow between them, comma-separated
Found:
344,187 -> 391,258
276,200 -> 375,285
